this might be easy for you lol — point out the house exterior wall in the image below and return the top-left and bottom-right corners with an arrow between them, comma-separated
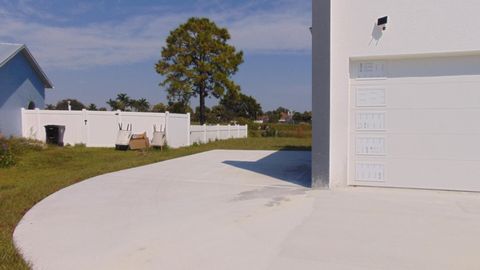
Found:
0,52 -> 45,137
311,0 -> 331,187
313,0 -> 480,188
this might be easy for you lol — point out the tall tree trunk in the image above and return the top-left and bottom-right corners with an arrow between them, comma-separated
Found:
199,88 -> 206,125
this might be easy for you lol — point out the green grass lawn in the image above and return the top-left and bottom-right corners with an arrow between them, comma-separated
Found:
0,137 -> 311,269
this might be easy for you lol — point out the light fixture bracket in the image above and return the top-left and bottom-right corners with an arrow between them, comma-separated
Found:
377,16 -> 388,31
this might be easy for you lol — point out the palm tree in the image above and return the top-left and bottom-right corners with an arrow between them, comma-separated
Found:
106,93 -> 132,111
87,103 -> 98,111
116,93 -> 130,104
106,98 -> 121,111
133,98 -> 150,112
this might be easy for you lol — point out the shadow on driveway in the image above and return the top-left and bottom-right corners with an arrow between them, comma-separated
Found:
223,150 -> 312,187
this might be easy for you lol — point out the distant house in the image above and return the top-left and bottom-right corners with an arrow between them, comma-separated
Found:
254,115 -> 270,124
0,43 -> 53,137
255,115 -> 270,124
278,111 -> 293,124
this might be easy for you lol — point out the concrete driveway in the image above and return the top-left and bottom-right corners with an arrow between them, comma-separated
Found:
14,150 -> 480,270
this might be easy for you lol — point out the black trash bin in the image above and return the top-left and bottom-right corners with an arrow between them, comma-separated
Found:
44,125 -> 66,146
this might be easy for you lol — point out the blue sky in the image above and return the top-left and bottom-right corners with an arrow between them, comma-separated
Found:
0,0 -> 312,112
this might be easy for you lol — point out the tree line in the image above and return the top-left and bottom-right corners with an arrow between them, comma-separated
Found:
45,94 -> 311,124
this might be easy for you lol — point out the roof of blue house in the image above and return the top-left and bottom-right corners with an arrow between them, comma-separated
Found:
0,43 -> 53,89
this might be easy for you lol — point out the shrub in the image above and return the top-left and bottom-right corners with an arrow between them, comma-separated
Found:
0,137 -> 45,168
249,123 -> 311,138
0,143 -> 16,168
232,117 -> 250,125
260,126 -> 278,137
4,138 -> 45,154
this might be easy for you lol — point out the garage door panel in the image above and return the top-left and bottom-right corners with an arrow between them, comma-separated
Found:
387,83 -> 480,109
385,55 -> 480,79
349,55 -> 480,191
351,55 -> 480,79
352,83 -> 480,109
386,134 -> 480,161
350,109 -> 480,134
387,109 -> 480,133
351,133 -> 480,160
353,158 -> 480,192
388,159 -> 480,191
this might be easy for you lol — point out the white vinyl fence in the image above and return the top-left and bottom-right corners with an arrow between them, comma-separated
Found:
190,124 -> 248,144
21,109 -> 248,148
21,109 -> 190,148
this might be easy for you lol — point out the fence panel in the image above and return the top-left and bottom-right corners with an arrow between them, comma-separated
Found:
206,125 -> 219,142
190,125 -> 205,144
22,109 -> 190,148
118,111 -> 167,146
86,111 -> 119,147
22,109 -> 246,148
218,125 -> 230,140
165,113 -> 190,148
190,124 -> 248,144
22,109 -> 85,145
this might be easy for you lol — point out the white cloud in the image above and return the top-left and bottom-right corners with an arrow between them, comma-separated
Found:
228,12 -> 311,53
0,1 -> 311,69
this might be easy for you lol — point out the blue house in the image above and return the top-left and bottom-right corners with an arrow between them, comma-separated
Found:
0,43 -> 53,137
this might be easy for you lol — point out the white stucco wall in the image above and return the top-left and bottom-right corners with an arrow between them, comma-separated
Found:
314,0 -> 480,188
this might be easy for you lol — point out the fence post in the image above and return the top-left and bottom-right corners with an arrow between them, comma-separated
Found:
237,124 -> 240,138
216,124 -> 220,141
228,124 -> 231,138
116,109 -> 122,126
245,125 -> 248,138
35,108 -> 41,141
165,111 -> 170,145
20,108 -> 25,137
186,112 -> 191,146
82,109 -> 88,145
202,124 -> 207,144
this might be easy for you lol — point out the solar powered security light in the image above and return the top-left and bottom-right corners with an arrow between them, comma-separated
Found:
377,16 -> 388,30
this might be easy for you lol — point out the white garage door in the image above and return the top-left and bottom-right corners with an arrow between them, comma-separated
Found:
349,54 -> 480,191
